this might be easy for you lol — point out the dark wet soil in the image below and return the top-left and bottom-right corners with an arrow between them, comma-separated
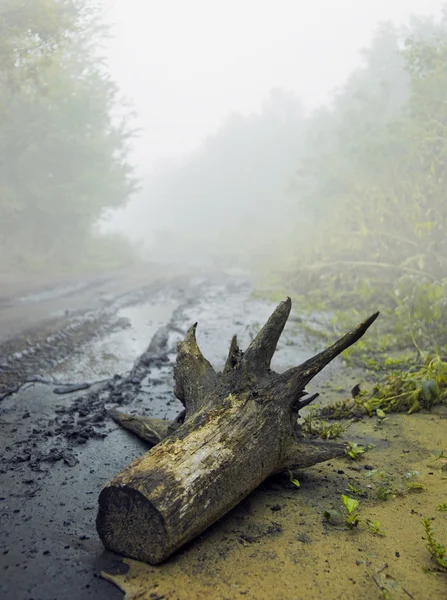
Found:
0,266 -> 193,400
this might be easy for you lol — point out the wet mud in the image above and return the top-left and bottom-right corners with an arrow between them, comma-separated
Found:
0,267 -> 189,400
1,270 -> 445,599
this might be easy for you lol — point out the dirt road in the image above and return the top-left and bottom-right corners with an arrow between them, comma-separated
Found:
0,264 -> 193,400
0,266 -> 333,600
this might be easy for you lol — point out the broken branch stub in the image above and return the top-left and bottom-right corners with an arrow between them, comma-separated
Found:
173,322 -> 217,413
97,300 -> 379,564
242,296 -> 292,376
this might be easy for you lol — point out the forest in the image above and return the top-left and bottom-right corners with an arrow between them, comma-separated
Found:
283,10 -> 447,381
0,0 -> 137,271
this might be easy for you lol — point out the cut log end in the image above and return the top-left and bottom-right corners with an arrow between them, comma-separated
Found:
97,485 -> 167,565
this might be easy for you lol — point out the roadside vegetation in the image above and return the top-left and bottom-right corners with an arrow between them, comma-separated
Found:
252,10 -> 447,416
0,0 -> 138,273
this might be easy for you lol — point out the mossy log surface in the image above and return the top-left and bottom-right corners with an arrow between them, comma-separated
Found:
96,298 -> 378,564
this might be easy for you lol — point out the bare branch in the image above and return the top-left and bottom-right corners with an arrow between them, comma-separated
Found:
302,260 -> 436,281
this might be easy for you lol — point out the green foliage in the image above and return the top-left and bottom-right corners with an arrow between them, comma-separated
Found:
371,471 -> 425,501
0,0 -> 136,272
403,481 -> 425,493
345,441 -> 365,460
437,503 -> 447,512
341,495 -> 359,515
346,483 -> 365,495
394,278 -> 447,354
366,519 -> 386,537
301,407 -> 349,439
288,471 -> 300,488
367,355 -> 447,414
377,486 -> 394,501
376,408 -> 387,425
423,518 -> 447,570
325,495 -> 361,528
320,355 -> 447,420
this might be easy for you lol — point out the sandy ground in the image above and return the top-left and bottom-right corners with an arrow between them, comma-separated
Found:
100,368 -> 447,600
0,270 -> 446,600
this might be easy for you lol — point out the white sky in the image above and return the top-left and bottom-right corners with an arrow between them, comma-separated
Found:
103,0 -> 444,177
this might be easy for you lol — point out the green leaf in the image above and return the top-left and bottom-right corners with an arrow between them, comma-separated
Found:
288,471 -> 300,487
324,509 -> 343,525
341,495 -> 359,514
421,379 -> 440,401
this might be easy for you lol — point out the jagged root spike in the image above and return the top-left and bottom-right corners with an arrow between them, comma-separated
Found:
294,392 -> 319,412
224,335 -> 242,372
173,321 -> 217,412
279,311 -> 379,397
243,297 -> 292,376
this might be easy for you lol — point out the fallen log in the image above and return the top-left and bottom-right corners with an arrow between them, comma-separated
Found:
96,298 -> 378,564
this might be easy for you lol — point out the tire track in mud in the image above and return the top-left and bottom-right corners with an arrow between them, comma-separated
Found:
0,275 -> 195,400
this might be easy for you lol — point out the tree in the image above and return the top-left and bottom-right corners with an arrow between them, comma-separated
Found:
0,0 -> 136,270
285,12 -> 447,298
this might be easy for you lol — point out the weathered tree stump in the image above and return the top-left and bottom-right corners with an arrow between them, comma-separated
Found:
96,298 -> 378,564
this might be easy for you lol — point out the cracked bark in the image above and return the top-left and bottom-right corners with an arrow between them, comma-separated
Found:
97,298 -> 379,564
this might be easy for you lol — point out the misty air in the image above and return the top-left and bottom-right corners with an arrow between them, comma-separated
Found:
1,1 -> 446,599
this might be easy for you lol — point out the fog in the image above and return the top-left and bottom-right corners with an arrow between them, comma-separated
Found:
104,0 -> 442,166
1,0 -> 446,276
99,0 -> 444,268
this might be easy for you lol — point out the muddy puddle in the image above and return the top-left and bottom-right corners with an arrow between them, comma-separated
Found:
50,279 -> 327,383
51,299 -> 179,382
